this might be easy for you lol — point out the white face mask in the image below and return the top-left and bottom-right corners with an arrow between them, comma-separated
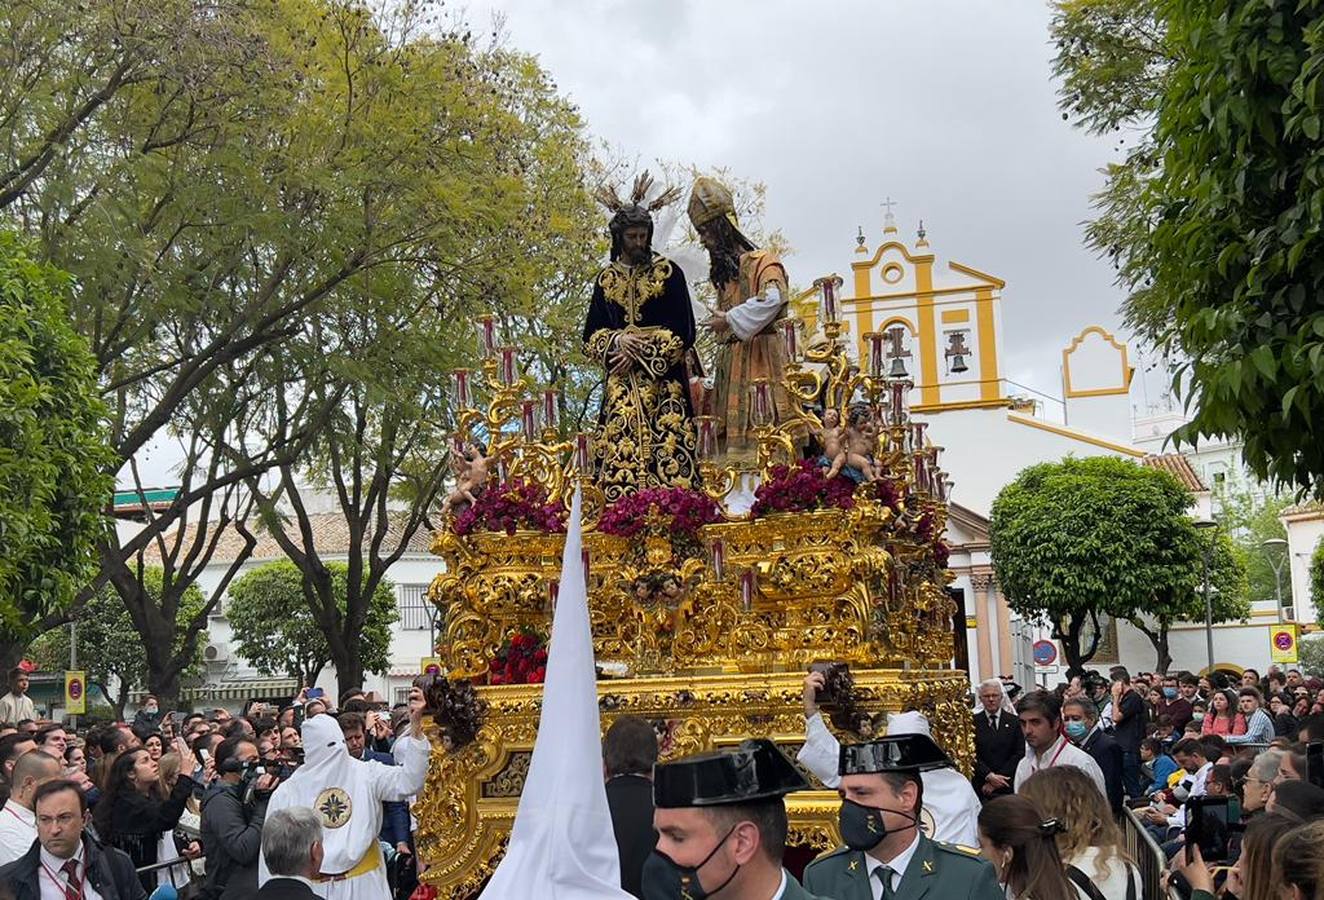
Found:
145,705 -> 158,714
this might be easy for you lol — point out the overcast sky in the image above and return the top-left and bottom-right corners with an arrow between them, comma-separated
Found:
463,0 -> 1136,406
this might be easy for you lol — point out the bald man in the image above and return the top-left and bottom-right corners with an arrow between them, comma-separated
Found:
0,750 -> 62,863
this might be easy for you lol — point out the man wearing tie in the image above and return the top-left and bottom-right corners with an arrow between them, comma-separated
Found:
972,679 -> 1022,801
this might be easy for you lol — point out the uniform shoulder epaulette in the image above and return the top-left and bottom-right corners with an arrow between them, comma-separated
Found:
934,841 -> 983,858
805,845 -> 853,865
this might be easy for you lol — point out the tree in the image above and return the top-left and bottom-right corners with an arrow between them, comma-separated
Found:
990,456 -> 1247,673
1214,484 -> 1293,606
28,569 -> 206,720
0,231 -> 114,663
1052,0 -> 1324,496
1301,634 -> 1324,678
226,561 -> 395,688
1311,536 -> 1324,624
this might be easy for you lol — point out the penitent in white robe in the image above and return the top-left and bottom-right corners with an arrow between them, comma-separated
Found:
259,713 -> 430,900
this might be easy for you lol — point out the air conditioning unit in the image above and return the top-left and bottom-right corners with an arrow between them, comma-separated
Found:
204,643 -> 230,663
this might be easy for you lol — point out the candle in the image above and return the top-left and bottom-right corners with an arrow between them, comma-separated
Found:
542,388 -> 558,431
911,421 -> 927,451
478,315 -> 496,358
697,417 -> 717,459
582,548 -> 591,584
452,369 -> 472,409
935,475 -> 949,502
913,452 -> 928,494
496,456 -> 508,483
749,379 -> 772,427
548,579 -> 559,612
780,319 -> 799,361
498,347 -> 518,386
575,433 -> 592,471
520,399 -> 537,441
814,275 -> 843,325
890,379 -> 910,425
740,570 -> 755,612
710,538 -> 725,581
865,331 -> 885,378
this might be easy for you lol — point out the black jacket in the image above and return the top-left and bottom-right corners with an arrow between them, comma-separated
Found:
605,774 -> 657,898
99,775 -> 196,893
1081,727 -> 1126,814
255,876 -> 320,900
199,779 -> 270,900
0,835 -> 147,900
973,710 -> 1023,799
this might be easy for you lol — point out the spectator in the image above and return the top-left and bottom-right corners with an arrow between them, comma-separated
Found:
1274,819 -> 1324,900
62,744 -> 86,776
1012,690 -> 1107,798
0,671 -> 34,728
1242,668 -> 1261,690
1201,734 -> 1231,765
0,751 -> 62,865
1269,693 -> 1299,738
337,712 -> 410,860
1226,689 -> 1275,746
1178,672 -> 1202,705
33,726 -> 66,760
1202,689 -> 1246,736
973,678 -> 1023,801
200,736 -> 277,900
155,752 -> 201,894
93,742 -> 198,892
142,733 -> 164,762
0,780 -> 146,900
93,725 -> 139,789
0,734 -> 37,806
1152,714 -> 1178,749
1140,737 -> 1179,796
1108,672 -> 1147,799
1298,713 -> 1324,745
1142,738 -> 1212,838
1190,699 -> 1207,728
1242,750 -> 1284,817
1159,674 -> 1194,730
977,795 -> 1085,898
279,727 -> 301,754
1267,779 -> 1324,820
132,696 -> 162,733
1171,812 -> 1295,900
602,716 -> 658,898
1061,697 -> 1124,813
1277,749 -> 1307,784
257,807 -> 323,899
1020,766 -> 1140,900
1205,764 -> 1235,800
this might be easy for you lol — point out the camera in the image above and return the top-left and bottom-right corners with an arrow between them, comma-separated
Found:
810,662 -> 850,706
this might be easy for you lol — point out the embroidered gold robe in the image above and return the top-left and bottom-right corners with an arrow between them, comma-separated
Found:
582,253 -> 700,502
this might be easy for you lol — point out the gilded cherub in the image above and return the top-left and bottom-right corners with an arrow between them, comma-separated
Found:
842,404 -> 879,482
441,443 -> 490,516
820,408 -> 847,479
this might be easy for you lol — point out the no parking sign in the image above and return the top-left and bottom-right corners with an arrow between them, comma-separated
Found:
1033,640 -> 1058,667
1270,625 -> 1299,664
64,671 -> 86,715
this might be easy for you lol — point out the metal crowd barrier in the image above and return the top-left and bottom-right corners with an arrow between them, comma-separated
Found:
1122,807 -> 1172,900
136,854 -> 203,893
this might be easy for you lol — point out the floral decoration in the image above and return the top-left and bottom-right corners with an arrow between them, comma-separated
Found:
934,540 -> 951,569
489,627 -> 548,685
750,459 -> 858,519
452,478 -> 566,536
598,486 -> 722,538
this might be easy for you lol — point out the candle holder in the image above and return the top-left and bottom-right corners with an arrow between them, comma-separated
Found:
710,538 -> 726,582
749,379 -> 772,427
740,569 -> 756,613
547,579 -> 559,614
542,388 -> 559,433
574,433 -> 592,473
780,319 -> 800,363
582,548 -> 591,585
477,314 -> 496,359
814,274 -> 844,325
520,399 -> 538,442
696,416 -> 718,460
452,369 -> 473,410
889,379 -> 912,425
865,331 -> 885,379
498,347 -> 518,386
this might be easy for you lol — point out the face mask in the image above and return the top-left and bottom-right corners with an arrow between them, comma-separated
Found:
839,798 -> 916,852
1064,721 -> 1089,741
641,827 -> 738,900
1192,713 -> 1204,723
1163,688 -> 1178,700
145,705 -> 158,714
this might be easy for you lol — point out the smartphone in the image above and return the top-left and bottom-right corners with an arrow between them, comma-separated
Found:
1186,796 -> 1233,863
1308,741 -> 1323,789
197,747 -> 210,763
306,687 -> 324,700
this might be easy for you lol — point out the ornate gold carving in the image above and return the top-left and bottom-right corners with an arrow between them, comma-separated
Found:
598,257 -> 673,325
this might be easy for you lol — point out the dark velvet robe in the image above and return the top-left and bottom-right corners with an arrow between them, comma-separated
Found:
582,253 -> 700,501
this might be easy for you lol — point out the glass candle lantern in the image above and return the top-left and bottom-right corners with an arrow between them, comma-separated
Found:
890,379 -> 911,425
547,579 -> 560,613
582,548 -> 591,584
574,433 -> 592,472
740,569 -> 755,612
520,399 -> 538,441
710,538 -> 725,581
542,388 -> 558,431
749,379 -> 772,427
498,347 -> 518,386
815,275 -> 843,324
865,331 -> 886,378
697,417 -> 718,459
913,452 -> 929,494
477,315 -> 496,359
452,368 -> 472,409
781,319 -> 799,362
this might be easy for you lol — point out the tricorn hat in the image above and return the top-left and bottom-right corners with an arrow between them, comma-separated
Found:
654,739 -> 809,808
838,733 -> 955,776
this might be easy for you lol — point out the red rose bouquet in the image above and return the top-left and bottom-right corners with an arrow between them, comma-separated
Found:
598,487 -> 722,538
750,459 -> 858,519
453,478 -> 567,536
488,627 -> 549,685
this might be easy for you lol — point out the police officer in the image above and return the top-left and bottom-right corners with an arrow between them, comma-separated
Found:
803,734 -> 1003,900
643,738 -> 830,900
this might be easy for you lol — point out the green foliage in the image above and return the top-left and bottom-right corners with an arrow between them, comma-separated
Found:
29,567 -> 205,718
990,456 -> 1248,671
0,230 -> 113,643
1301,634 -> 1324,677
1214,484 -> 1293,605
225,561 -> 396,686
1311,536 -> 1324,623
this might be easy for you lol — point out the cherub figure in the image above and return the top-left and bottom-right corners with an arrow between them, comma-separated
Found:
442,443 -> 489,515
820,408 -> 848,479
842,404 -> 879,482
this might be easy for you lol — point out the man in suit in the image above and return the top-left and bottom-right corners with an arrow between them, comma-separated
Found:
972,678 -> 1022,801
803,735 -> 1004,900
257,806 -> 323,899
603,716 -> 658,898
1062,697 -> 1125,814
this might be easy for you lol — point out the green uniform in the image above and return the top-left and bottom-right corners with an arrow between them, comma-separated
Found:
802,835 -> 1003,900
782,869 -> 834,900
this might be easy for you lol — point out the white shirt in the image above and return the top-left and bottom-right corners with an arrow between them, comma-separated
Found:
0,800 -> 35,865
1067,847 -> 1141,900
724,284 -> 785,341
768,869 -> 788,900
0,693 -> 35,726
1013,735 -> 1108,799
1167,761 -> 1214,828
865,831 -> 921,900
39,843 -> 104,900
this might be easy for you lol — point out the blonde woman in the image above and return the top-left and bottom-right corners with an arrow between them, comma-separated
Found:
157,751 -> 203,893
1020,766 -> 1140,900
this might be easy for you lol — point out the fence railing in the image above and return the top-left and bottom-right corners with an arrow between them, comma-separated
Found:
1121,807 -> 1171,900
136,854 -> 201,891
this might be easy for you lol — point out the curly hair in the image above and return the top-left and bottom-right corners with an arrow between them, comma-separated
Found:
1019,766 -> 1132,881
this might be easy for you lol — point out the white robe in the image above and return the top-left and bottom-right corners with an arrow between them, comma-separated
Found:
260,714 -> 430,900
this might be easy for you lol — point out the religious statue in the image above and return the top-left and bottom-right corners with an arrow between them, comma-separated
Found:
688,176 -> 791,461
583,173 -> 701,502
441,442 -> 489,516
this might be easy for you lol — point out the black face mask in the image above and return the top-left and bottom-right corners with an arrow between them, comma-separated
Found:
641,826 -> 739,900
839,798 -> 917,852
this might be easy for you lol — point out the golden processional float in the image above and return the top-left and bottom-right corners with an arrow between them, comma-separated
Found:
414,278 -> 971,897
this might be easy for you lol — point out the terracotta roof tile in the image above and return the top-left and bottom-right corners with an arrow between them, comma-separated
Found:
143,511 -> 435,564
1141,454 -> 1207,492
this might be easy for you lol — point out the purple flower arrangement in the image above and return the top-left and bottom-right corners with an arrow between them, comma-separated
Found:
597,486 -> 722,538
749,459 -> 858,519
452,478 -> 567,536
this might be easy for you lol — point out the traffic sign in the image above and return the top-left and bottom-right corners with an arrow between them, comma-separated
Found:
64,671 -> 86,715
420,657 -> 443,676
1032,640 -> 1058,667
1271,625 -> 1299,664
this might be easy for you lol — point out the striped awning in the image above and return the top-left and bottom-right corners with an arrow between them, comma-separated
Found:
129,678 -> 300,703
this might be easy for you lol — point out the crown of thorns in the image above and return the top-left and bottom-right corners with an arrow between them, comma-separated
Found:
593,170 -> 682,215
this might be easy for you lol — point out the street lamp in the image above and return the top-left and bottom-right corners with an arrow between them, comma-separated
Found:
1263,538 -> 1289,621
1195,519 -> 1218,674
